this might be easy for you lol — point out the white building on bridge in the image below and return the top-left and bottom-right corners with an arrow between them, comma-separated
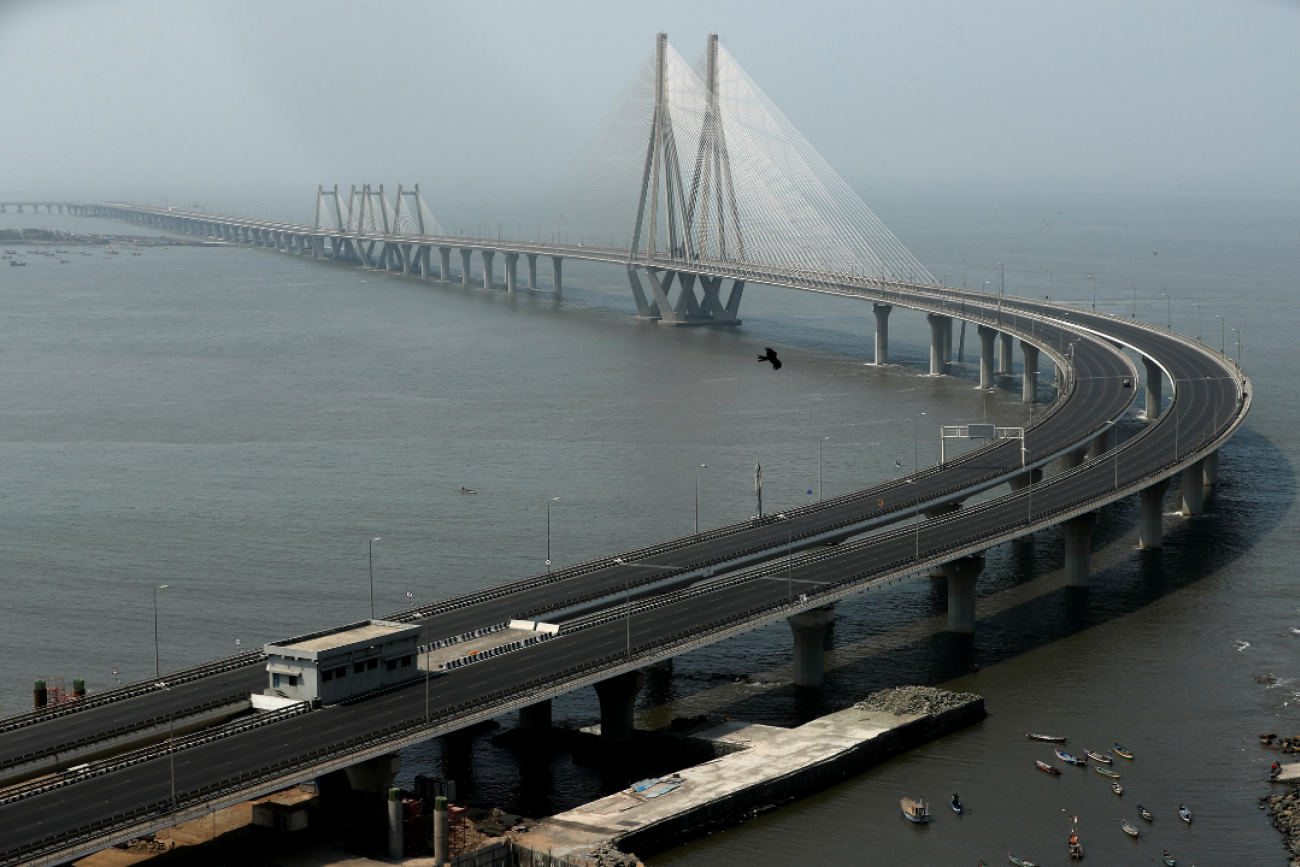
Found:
263,620 -> 421,705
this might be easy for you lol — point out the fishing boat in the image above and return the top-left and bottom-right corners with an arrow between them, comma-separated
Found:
1111,779 -> 1123,795
1121,820 -> 1139,837
1027,732 -> 1067,743
900,795 -> 930,824
1084,749 -> 1112,764
1068,833 -> 1083,860
1008,854 -> 1038,867
979,861 -> 991,867
1178,803 -> 1192,823
1137,805 -> 1153,821
1114,743 -> 1134,759
950,793 -> 963,814
1055,749 -> 1087,766
9,260 -> 26,266
1162,851 -> 1176,866
1095,765 -> 1120,778
1036,760 -> 1062,775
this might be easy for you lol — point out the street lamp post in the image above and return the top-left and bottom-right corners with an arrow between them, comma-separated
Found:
1161,293 -> 1171,329
153,584 -> 169,680
1218,315 -> 1225,355
613,558 -> 668,659
695,465 -> 707,535
1131,285 -> 1137,319
999,262 -> 1004,297
1087,275 -> 1094,311
1046,269 -> 1051,299
818,438 -> 830,501
368,538 -> 380,619
913,411 -> 926,475
1232,328 -> 1241,364
546,497 -> 560,572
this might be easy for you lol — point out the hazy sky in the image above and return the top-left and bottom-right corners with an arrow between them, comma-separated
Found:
1,0 -> 1297,221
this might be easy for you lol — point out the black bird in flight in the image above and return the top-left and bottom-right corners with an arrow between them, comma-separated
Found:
757,347 -> 783,370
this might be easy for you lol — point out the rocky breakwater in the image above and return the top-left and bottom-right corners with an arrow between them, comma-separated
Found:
1262,784 -> 1300,866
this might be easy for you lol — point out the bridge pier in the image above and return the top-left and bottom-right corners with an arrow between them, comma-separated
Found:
481,250 -> 496,290
439,247 -> 452,281
1181,458 -> 1206,515
872,303 -> 891,365
927,313 -> 950,376
998,332 -> 1014,374
977,325 -> 997,389
1139,477 -> 1171,549
1086,428 -> 1113,460
343,753 -> 401,794
1061,511 -> 1099,587
1008,468 -> 1043,491
517,699 -> 552,730
1057,446 -> 1088,472
419,246 -> 432,277
787,606 -> 835,687
1143,357 -> 1163,419
551,256 -> 563,293
593,670 -> 645,742
504,253 -> 519,293
942,555 -> 984,633
942,317 -> 953,364
1203,450 -> 1219,487
1021,341 -> 1040,403
527,253 -> 539,289
459,249 -> 472,286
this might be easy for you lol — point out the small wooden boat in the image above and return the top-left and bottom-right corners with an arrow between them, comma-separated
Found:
1111,779 -> 1123,795
1095,765 -> 1120,778
1137,805 -> 1153,821
1178,803 -> 1192,823
900,795 -> 930,824
950,793 -> 963,814
1068,833 -> 1083,860
1162,851 -> 1176,866
1085,749 -> 1112,764
979,861 -> 991,867
1008,854 -> 1038,867
1036,760 -> 1061,775
1055,748 -> 1087,766
1027,732 -> 1067,743
1114,743 -> 1134,759
1121,820 -> 1139,837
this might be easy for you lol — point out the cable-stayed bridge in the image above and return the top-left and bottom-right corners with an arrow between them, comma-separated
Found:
0,33 -> 1250,867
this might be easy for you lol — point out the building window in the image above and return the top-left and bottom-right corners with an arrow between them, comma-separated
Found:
288,675 -> 299,687
334,667 -> 347,679
354,662 -> 365,674
273,674 -> 281,688
322,669 -> 333,682
368,659 -> 378,670
401,655 -> 413,667
386,659 -> 397,671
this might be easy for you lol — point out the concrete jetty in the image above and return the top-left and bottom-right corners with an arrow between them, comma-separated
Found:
515,687 -> 984,863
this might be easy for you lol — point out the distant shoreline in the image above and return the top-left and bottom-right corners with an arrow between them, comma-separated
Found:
0,228 -> 223,247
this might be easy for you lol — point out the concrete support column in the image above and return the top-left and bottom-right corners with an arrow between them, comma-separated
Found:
518,699 -> 552,730
550,256 -> 563,293
1061,511 -> 1100,587
401,244 -> 414,273
481,250 -> 495,290
459,249 -> 472,286
1008,468 -> 1043,491
344,753 -> 401,793
1058,447 -> 1088,472
1203,450 -> 1219,487
504,253 -> 519,293
1143,356 -> 1163,419
1181,458 -> 1206,515
419,246 -> 431,277
433,799 -> 449,866
1021,341 -> 1040,403
942,317 -> 953,364
439,247 -> 451,281
927,313 -> 950,376
1139,478 -> 1170,549
998,332 -> 1014,374
787,606 -> 835,688
527,253 -> 539,290
593,670 -> 645,742
942,555 -> 985,633
872,303 -> 891,365
1086,428 -> 1113,460
387,788 -> 404,859
977,325 -> 997,389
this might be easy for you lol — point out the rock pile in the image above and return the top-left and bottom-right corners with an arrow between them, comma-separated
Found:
584,840 -> 643,867
1261,784 -> 1300,865
852,686 -> 981,716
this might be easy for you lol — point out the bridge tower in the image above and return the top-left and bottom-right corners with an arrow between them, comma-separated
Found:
626,33 -> 745,326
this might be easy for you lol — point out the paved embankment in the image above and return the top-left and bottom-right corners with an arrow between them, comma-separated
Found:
515,686 -> 984,864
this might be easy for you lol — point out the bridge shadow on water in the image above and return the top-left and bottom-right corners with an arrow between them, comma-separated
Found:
398,427 -> 1290,820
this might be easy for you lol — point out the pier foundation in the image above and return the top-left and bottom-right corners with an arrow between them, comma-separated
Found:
1139,478 -> 1171,549
873,303 -> 891,365
1061,511 -> 1099,587
459,249 -> 472,286
481,250 -> 495,290
504,253 -> 519,293
998,332 -> 1014,374
518,699 -> 552,731
1021,341 -> 1040,403
1181,458 -> 1206,515
928,314 -> 950,376
594,671 -> 645,743
787,606 -> 835,687
1203,450 -> 1219,487
978,325 -> 997,389
942,555 -> 984,633
344,753 -> 401,794
1144,357 -> 1163,419
527,254 -> 539,290
551,256 -> 563,293
439,247 -> 451,281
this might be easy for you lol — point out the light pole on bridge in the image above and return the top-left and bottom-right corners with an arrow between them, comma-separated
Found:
546,497 -> 560,573
1087,275 -> 1094,311
153,584 -> 169,680
695,465 -> 708,535
368,537 -> 381,620
819,437 -> 830,501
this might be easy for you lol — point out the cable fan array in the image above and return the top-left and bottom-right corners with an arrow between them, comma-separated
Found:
313,184 -> 443,237
533,34 -> 932,286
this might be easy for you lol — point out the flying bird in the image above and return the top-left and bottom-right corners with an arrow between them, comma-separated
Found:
757,347 -> 783,370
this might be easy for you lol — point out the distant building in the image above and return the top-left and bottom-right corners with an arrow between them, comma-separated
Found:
263,620 -> 421,704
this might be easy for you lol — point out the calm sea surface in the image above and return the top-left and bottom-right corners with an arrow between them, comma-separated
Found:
1,188 -> 1297,865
